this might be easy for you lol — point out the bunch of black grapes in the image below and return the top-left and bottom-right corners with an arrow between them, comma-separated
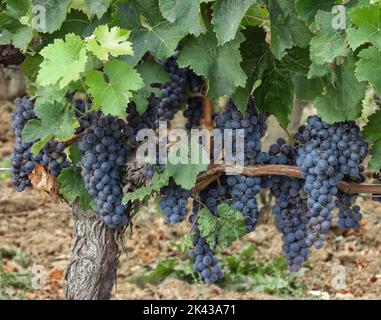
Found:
213,98 -> 268,166
296,116 -> 368,248
10,97 -> 37,191
79,113 -> 130,229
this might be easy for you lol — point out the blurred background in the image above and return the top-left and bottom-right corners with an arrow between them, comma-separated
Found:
0,45 -> 380,300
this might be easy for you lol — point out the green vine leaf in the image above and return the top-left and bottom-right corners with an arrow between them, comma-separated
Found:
364,109 -> 381,143
314,60 -> 366,124
0,0 -> 32,51
198,208 -> 219,248
86,25 -> 133,61
83,0 -> 112,18
236,27 -> 296,126
180,234 -> 194,254
308,10 -> 350,78
113,0 -> 187,65
198,204 -> 247,249
216,204 -> 247,248
363,108 -> 381,170
158,0 -> 211,36
347,4 -> 381,51
212,0 -> 259,45
293,74 -> 324,102
31,134 -> 53,156
32,0 -> 71,33
22,100 -> 75,143
295,0 -> 336,23
37,33 -> 88,88
133,60 -> 170,114
122,170 -> 171,204
85,60 -> 144,116
355,47 -> 381,95
58,167 -> 95,210
166,138 -> 209,190
177,30 -> 247,98
268,0 -> 311,59
368,140 -> 381,171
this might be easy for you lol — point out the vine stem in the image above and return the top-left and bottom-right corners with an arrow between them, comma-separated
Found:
195,164 -> 381,195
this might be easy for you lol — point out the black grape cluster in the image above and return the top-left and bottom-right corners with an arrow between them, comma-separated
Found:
183,71 -> 204,130
267,145 -> 307,269
68,96 -> 97,134
79,113 -> 130,229
266,138 -> 311,272
335,192 -> 362,230
10,97 -> 37,192
125,97 -> 160,145
157,54 -> 188,122
214,99 -> 268,165
34,140 -> 69,177
296,116 -> 368,248
269,176 -> 310,272
11,97 -> 71,191
187,70 -> 204,94
159,180 -> 192,223
183,97 -> 203,130
226,175 -> 262,232
188,203 -> 224,284
198,181 -> 228,216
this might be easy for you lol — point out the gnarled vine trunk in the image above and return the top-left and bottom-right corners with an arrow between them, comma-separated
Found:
63,205 -> 123,300
63,160 -> 145,300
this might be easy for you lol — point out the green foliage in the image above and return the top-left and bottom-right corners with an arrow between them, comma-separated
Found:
178,29 -> 247,98
32,0 -> 71,33
57,167 -> 95,209
86,25 -> 133,61
347,4 -> 381,50
134,60 -> 170,114
364,109 -> 381,169
238,27 -> 296,126
85,60 -> 144,116
308,10 -> 349,78
355,47 -> 381,95
198,204 -> 247,249
219,245 -> 304,295
113,0 -> 187,65
314,60 -> 366,123
0,0 -> 32,51
166,138 -> 209,190
212,0 -> 258,45
22,100 -> 75,143
4,0 -> 381,283
293,74 -> 324,102
0,246 -> 33,300
159,0 -> 211,36
122,170 -> 171,204
73,0 -> 113,19
295,0 -> 337,23
268,0 -> 311,59
37,34 -> 88,88
131,245 -> 304,297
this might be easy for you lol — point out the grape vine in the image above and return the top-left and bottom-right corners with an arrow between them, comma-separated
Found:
4,0 -> 381,295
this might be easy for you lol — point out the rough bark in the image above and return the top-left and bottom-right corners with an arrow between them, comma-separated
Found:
63,205 -> 122,300
63,159 -> 146,300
